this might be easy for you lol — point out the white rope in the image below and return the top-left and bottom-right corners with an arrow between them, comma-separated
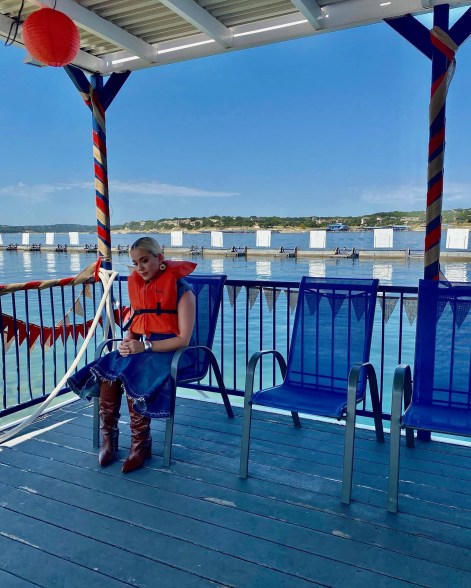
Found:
0,267 -> 119,444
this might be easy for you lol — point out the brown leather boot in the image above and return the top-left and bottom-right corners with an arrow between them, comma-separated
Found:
98,379 -> 122,466
122,396 -> 152,473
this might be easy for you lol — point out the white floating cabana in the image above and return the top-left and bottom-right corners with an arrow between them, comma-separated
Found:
211,231 -> 224,248
309,230 -> 327,249
446,227 -> 469,249
69,232 -> 80,246
21,232 -> 30,245
374,228 -> 394,249
45,232 -> 54,245
170,230 -> 183,247
256,230 -> 271,248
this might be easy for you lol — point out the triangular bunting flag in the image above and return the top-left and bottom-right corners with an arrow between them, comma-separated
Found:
263,288 -> 281,313
454,300 -> 471,328
327,293 -> 346,318
84,283 -> 93,299
42,327 -> 54,352
28,324 -> 42,351
436,299 -> 449,323
227,285 -> 242,307
3,330 -> 15,352
403,297 -> 418,326
286,290 -> 298,314
377,296 -> 399,324
75,324 -> 85,339
17,321 -> 28,346
74,298 -> 84,317
304,291 -> 317,316
248,287 -> 260,310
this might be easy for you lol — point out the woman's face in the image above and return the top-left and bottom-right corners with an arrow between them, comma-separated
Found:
130,248 -> 162,281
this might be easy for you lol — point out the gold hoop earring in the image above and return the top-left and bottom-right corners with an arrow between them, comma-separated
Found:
159,263 -> 167,271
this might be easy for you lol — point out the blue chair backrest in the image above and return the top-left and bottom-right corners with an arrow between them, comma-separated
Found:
177,274 -> 226,383
413,279 -> 471,410
285,277 -> 379,399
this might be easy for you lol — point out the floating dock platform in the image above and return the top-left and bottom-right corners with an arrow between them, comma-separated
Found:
1,245 -> 471,261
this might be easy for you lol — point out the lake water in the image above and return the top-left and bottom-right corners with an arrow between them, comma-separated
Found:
1,230 -> 470,285
1,230 -> 469,422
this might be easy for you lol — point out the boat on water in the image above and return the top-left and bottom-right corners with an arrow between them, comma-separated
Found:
326,223 -> 350,232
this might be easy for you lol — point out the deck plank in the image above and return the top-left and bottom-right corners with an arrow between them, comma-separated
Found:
1,397 -> 471,587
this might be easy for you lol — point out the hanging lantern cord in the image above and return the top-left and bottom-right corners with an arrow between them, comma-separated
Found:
4,0 -> 25,46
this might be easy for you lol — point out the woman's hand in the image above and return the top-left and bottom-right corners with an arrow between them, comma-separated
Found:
118,339 -> 144,357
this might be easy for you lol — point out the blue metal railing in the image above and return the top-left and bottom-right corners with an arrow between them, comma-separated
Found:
0,277 -> 419,423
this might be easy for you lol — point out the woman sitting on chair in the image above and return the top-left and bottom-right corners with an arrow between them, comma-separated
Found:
68,237 -> 196,472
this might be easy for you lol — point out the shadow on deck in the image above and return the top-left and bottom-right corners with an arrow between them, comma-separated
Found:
1,397 -> 471,587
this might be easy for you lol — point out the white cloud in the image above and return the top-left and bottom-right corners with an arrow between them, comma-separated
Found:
111,181 -> 238,198
0,180 -> 238,201
361,182 -> 471,207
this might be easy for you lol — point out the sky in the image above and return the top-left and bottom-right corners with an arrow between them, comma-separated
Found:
1,8 -> 471,226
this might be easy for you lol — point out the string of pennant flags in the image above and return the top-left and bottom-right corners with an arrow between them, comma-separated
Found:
227,286 -> 417,325
1,262 -> 102,353
226,285 -> 425,326
1,284 -> 99,353
4,278 -> 470,352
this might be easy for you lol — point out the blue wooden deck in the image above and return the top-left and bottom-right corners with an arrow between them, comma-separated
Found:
1,396 -> 471,587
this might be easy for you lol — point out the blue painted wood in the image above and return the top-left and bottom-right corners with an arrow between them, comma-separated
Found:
449,6 -> 471,46
385,15 -> 432,59
101,71 -> 132,111
2,398 -> 471,587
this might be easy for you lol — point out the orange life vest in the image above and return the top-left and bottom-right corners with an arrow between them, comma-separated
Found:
126,260 -> 196,336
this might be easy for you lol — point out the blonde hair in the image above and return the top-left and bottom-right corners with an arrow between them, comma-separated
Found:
130,237 -> 162,257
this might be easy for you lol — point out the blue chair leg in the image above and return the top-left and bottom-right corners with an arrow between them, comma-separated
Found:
239,399 -> 253,478
341,366 -> 360,504
291,411 -> 301,428
387,366 -> 410,513
163,415 -> 175,467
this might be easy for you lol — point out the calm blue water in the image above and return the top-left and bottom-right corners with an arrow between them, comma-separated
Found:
1,230 -> 468,419
1,230 -> 470,285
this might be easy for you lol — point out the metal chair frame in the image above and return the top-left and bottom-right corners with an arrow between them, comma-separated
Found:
239,277 -> 384,505
92,275 -> 234,466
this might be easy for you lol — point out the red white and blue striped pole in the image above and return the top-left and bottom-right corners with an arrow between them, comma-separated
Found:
425,15 -> 457,281
89,75 -> 111,269
65,67 -> 130,271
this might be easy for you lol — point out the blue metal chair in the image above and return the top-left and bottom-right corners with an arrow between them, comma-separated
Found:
93,274 -> 233,466
239,276 -> 383,504
388,279 -> 471,512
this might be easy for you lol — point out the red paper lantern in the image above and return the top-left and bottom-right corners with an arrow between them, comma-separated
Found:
22,8 -> 80,67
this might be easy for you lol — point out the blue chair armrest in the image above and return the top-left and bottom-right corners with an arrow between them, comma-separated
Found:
347,361 -> 384,442
94,338 -> 123,360
244,349 -> 287,404
171,344 -> 233,419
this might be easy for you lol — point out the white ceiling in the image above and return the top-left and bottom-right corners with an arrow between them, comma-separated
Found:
0,1 -> 470,75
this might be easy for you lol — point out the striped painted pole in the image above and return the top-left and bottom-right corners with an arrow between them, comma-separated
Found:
0,261 -> 100,295
425,22 -> 457,280
78,75 -> 112,270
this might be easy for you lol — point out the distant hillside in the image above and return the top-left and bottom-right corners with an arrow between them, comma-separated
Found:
2,209 -> 471,233
114,209 -> 471,232
0,224 -> 96,234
